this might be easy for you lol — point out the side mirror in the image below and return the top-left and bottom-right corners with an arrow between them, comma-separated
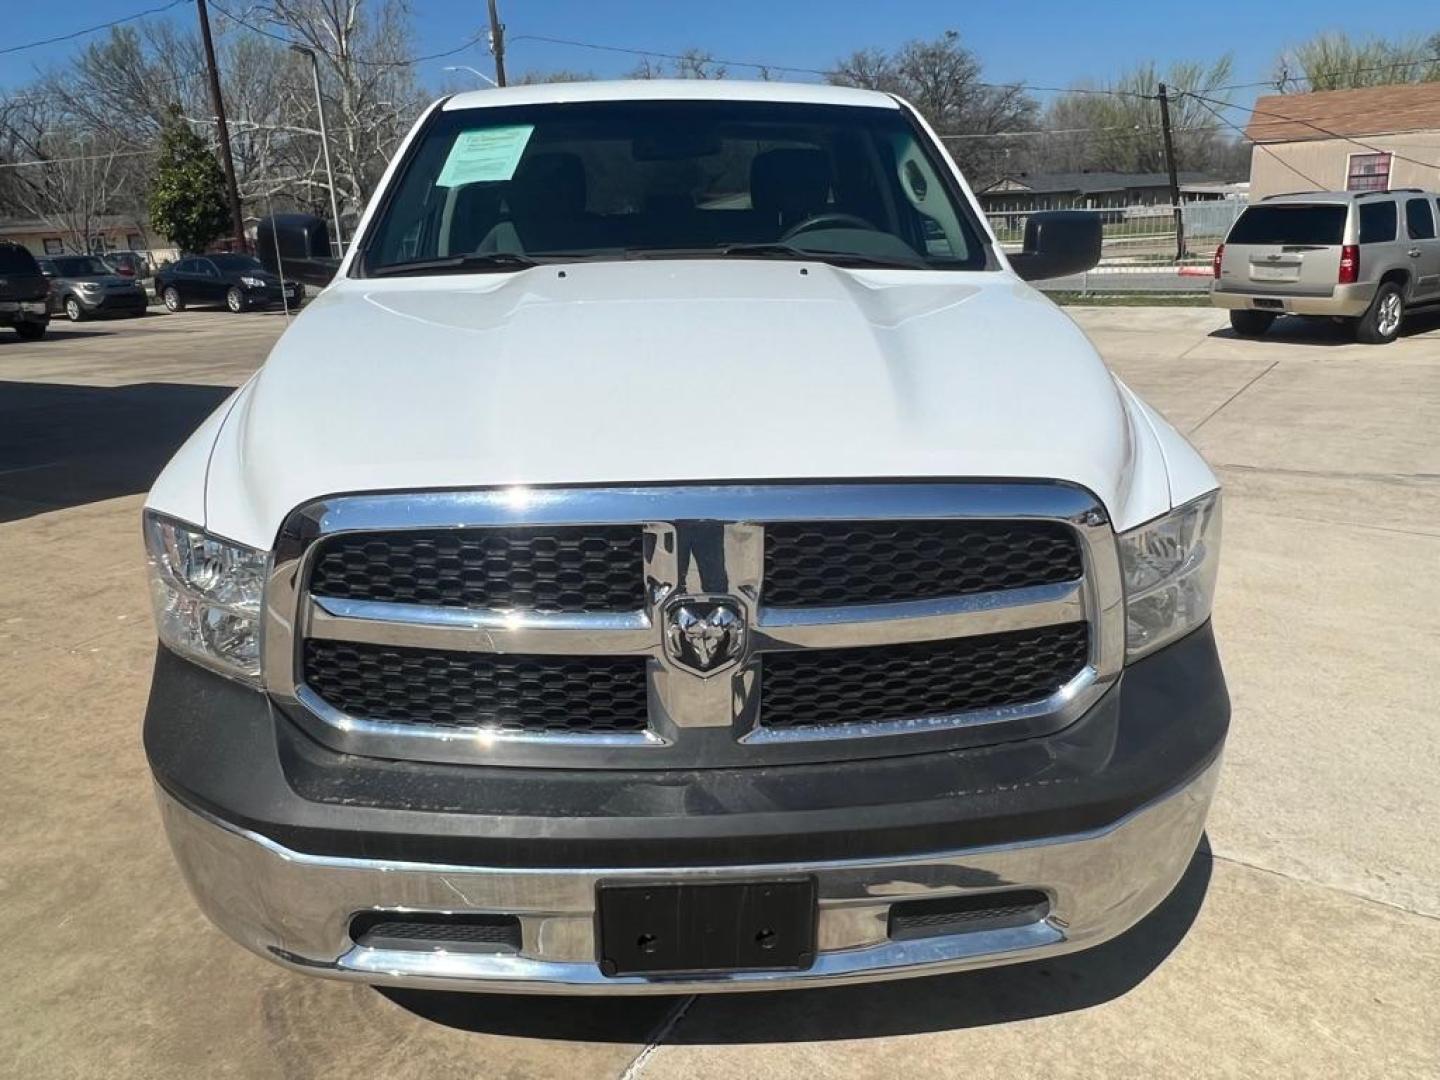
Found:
1007,210 -> 1102,282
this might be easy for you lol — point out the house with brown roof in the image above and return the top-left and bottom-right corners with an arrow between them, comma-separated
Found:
1244,82 -> 1440,199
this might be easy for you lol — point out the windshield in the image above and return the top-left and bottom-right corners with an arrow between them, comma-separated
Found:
363,99 -> 989,274
211,254 -> 265,272
53,256 -> 110,276
1228,205 -> 1347,245
0,246 -> 38,273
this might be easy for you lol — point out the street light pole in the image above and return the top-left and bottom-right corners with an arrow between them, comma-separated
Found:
444,64 -> 498,88
290,44 -> 344,256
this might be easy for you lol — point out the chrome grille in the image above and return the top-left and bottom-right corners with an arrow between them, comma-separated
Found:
759,624 -> 1090,730
265,484 -> 1124,769
762,520 -> 1082,607
309,525 -> 644,612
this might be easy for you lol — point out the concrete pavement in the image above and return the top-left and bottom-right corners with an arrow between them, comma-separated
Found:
1,306 -> 1436,1078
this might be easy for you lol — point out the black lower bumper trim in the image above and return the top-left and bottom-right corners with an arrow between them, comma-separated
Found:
146,623 -> 1228,869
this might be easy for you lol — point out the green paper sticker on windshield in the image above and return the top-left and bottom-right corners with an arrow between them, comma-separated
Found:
436,125 -> 534,187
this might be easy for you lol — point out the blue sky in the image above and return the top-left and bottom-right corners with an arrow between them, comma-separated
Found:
3,0 -> 1436,109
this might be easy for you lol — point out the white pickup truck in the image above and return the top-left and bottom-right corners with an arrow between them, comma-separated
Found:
143,80 -> 1228,993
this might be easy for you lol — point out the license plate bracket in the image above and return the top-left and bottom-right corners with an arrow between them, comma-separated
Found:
597,878 -> 817,977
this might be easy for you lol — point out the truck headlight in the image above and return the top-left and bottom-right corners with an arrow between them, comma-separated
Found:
144,512 -> 268,684
1118,492 -> 1221,660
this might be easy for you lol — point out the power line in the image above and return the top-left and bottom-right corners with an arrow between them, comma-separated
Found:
1,64 -> 216,111
1187,94 -> 1327,189
506,33 -> 1154,98
0,147 -> 156,169
1187,90 -> 1440,171
0,0 -> 187,57
206,1 -> 488,67
939,122 -> 1227,140
1201,52 -> 1440,94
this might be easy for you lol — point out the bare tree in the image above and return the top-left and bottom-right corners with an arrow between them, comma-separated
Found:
0,100 -> 136,252
1028,57 -> 1242,177
1274,31 -> 1440,92
627,49 -> 727,80
252,0 -> 425,222
828,31 -> 1037,183
513,69 -> 597,85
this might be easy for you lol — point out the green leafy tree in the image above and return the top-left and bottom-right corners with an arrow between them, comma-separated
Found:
147,105 -> 229,254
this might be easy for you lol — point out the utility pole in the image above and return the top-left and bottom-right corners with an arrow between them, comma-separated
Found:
1157,82 -> 1185,261
486,0 -> 507,87
196,0 -> 247,253
290,44 -> 344,256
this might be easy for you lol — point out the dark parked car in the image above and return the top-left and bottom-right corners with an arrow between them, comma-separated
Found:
155,253 -> 302,313
38,255 -> 149,321
0,241 -> 50,340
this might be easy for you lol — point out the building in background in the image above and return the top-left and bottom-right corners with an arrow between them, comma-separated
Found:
975,171 -> 1223,220
1244,83 -> 1440,199
0,216 -> 175,263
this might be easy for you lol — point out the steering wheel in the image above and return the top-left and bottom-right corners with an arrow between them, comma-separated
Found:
780,212 -> 878,242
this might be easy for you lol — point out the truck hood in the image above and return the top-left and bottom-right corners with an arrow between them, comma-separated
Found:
197,260 -> 1177,547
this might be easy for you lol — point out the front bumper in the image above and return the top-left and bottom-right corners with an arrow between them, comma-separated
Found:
157,757 -> 1218,994
1210,282 -> 1375,317
245,282 -> 302,305
148,624 -> 1228,993
81,291 -> 148,314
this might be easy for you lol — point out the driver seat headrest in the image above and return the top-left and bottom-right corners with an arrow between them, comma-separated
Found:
750,148 -> 832,227
510,152 -> 588,219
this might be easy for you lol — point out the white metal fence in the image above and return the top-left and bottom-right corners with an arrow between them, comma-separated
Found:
985,200 -> 1246,263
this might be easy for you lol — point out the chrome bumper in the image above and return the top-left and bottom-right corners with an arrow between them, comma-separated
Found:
156,756 -> 1220,994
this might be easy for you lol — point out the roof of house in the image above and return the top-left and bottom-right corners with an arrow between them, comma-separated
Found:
0,215 -> 151,235
1244,82 -> 1440,143
978,171 -> 1216,196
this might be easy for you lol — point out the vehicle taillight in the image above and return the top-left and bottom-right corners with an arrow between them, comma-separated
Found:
1212,244 -> 1224,278
1338,244 -> 1359,284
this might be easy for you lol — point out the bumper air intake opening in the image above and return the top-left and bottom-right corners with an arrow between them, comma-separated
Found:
349,911 -> 523,954
887,889 -> 1051,941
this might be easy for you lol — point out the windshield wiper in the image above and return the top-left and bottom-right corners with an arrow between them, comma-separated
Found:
713,243 -> 928,270
369,252 -> 539,277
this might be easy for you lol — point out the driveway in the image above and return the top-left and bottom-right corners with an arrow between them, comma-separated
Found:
1,307 -> 1436,1078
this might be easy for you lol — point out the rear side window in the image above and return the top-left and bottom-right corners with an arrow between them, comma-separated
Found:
1227,205 -> 1346,245
1405,198 -> 1435,240
0,244 -> 40,274
1359,201 -> 1397,244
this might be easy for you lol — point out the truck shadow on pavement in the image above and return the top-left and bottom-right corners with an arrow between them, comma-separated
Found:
381,836 -> 1213,1043
0,380 -> 232,522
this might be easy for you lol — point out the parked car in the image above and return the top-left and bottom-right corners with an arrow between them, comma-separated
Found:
143,81 -> 1227,995
0,241 -> 50,339
1212,188 -> 1440,343
155,253 -> 302,313
38,254 -> 149,321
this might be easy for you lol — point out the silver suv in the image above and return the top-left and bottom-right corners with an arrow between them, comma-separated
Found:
1212,189 -> 1440,344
